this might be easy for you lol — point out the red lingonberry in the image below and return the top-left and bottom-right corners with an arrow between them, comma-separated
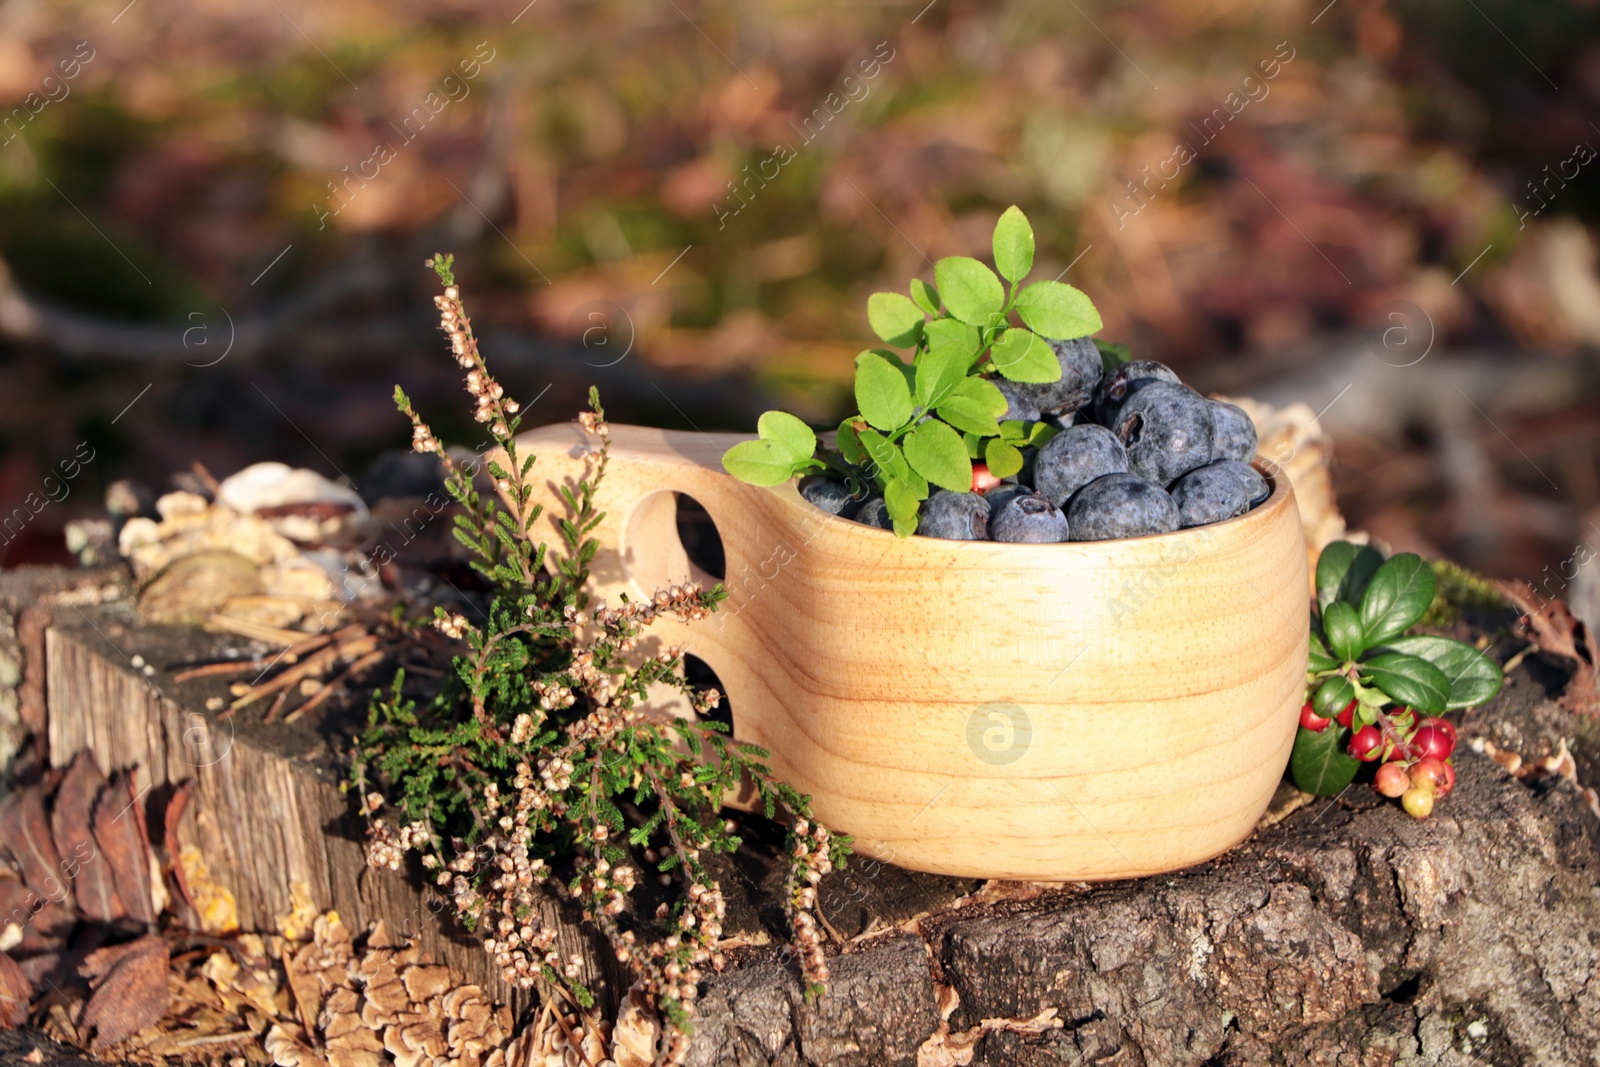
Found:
1335,700 -> 1358,729
1374,762 -> 1410,798
971,463 -> 1003,493
1409,756 -> 1450,793
1300,702 -> 1331,732
1418,717 -> 1457,742
1401,785 -> 1435,819
1349,725 -> 1384,762
1436,760 -> 1456,798
1410,724 -> 1455,762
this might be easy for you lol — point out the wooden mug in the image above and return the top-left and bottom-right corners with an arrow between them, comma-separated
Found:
507,422 -> 1308,881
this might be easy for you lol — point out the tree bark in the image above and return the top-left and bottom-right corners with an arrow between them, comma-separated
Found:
5,566 -> 1598,1066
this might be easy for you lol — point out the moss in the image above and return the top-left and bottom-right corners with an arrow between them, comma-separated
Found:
1422,559 -> 1507,627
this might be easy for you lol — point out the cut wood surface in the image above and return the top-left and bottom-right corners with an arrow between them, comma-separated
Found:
6,564 -> 1600,1065
503,423 -> 1310,881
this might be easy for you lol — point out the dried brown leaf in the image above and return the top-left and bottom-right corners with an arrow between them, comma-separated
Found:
0,785 -> 68,907
1497,579 -> 1600,715
0,951 -> 30,1027
91,772 -> 157,926
80,935 -> 168,1049
50,751 -> 122,924
161,779 -> 200,922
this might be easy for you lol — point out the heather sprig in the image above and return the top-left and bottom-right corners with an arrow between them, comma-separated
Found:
352,259 -> 847,1063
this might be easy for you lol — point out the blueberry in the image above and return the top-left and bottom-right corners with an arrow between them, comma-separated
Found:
1033,424 -> 1129,508
1169,460 -> 1269,528
1009,337 -> 1102,417
1208,399 -> 1258,463
990,492 -> 1069,543
916,490 -> 990,540
854,496 -> 894,530
980,484 -> 1031,515
1089,359 -> 1180,426
994,381 -> 1042,424
1067,473 -> 1180,540
799,476 -> 869,519
1112,381 -> 1216,487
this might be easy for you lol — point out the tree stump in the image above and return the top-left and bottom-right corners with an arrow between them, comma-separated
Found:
4,565 -> 1599,1066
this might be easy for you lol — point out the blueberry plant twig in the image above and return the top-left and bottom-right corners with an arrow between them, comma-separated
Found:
352,257 -> 849,1064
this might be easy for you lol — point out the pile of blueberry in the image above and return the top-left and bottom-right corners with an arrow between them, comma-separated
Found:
800,339 -> 1269,542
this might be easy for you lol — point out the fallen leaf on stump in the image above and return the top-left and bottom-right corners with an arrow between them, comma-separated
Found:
79,935 -> 169,1049
1497,579 -> 1600,716
91,772 -> 157,927
0,785 -> 69,909
50,751 -> 123,924
0,951 -> 31,1027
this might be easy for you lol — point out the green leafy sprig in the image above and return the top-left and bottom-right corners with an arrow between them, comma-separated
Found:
1290,542 -> 1503,797
723,206 -> 1103,536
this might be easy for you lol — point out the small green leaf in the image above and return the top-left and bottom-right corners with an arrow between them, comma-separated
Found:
924,318 -> 981,364
855,351 -> 913,432
985,439 -> 1024,479
867,292 -> 926,348
756,410 -> 816,464
1313,674 -> 1355,720
937,378 -> 1007,437
721,440 -> 797,486
999,419 -> 1028,442
992,205 -> 1035,284
1322,601 -> 1365,662
934,256 -> 1006,325
1290,724 -> 1361,797
1308,631 -> 1338,672
1027,422 -> 1060,448
884,478 -> 921,538
837,420 -> 867,465
1094,338 -> 1131,373
1013,280 -> 1102,340
858,428 -> 909,483
910,278 -> 940,317
915,344 -> 968,409
1377,635 -> 1503,709
963,431 -> 983,458
1360,652 -> 1450,714
1359,554 -> 1437,644
902,421 -> 973,492
988,328 -> 1061,383
1316,541 -> 1385,611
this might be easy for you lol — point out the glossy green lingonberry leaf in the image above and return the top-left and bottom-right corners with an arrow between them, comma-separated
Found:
1316,541 -> 1385,611
984,439 -> 1025,479
884,477 -> 921,537
1308,631 -> 1339,672
1359,652 -> 1450,714
910,278 -> 940,317
1376,634 -> 1503,709
1359,554 -> 1436,645
1322,601 -> 1364,663
867,292 -> 926,348
934,256 -> 1006,325
992,205 -> 1035,284
937,378 -> 1007,437
902,420 -> 972,493
915,344 -> 968,409
1291,724 -> 1361,797
721,440 -> 797,486
755,410 -> 816,464
987,327 -> 1061,383
855,351 -> 913,432
1013,280 -> 1102,340
1313,674 -> 1355,720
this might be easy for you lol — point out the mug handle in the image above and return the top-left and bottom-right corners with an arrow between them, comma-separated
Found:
494,421 -> 775,745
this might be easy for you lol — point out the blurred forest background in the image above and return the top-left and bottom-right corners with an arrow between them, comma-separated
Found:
2,0 -> 1600,589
